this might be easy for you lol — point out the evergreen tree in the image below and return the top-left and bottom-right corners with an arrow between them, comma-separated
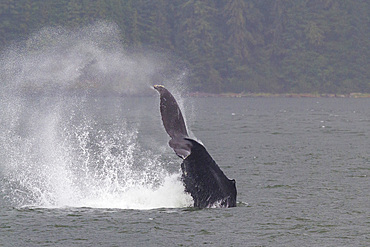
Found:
175,0 -> 220,91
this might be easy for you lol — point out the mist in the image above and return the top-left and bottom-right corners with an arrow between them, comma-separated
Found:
0,21 -> 192,209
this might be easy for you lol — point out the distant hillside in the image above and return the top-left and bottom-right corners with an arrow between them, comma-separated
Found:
0,0 -> 369,94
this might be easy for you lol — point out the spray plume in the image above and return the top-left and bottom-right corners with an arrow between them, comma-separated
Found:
0,21 -> 192,209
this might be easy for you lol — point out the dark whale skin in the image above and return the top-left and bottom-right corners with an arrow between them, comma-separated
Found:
181,139 -> 237,208
154,85 -> 237,208
154,85 -> 188,139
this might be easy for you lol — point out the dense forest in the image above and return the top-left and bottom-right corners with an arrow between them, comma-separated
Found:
0,0 -> 369,93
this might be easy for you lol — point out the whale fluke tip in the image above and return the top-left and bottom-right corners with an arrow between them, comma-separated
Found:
154,85 -> 164,91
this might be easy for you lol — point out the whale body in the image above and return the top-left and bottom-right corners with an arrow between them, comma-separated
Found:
154,85 -> 237,208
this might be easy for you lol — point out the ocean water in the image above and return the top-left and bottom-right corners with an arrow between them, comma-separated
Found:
0,96 -> 369,246
0,21 -> 369,246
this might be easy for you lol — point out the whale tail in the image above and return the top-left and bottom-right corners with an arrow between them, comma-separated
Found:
154,85 -> 192,158
154,85 -> 237,208
153,85 -> 188,139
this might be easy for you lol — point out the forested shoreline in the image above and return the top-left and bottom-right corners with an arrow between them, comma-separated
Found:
0,0 -> 369,93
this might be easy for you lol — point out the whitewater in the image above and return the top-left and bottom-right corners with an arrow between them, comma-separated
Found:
0,21 -> 192,210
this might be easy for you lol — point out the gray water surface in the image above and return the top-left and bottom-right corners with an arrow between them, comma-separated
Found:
1,97 -> 369,246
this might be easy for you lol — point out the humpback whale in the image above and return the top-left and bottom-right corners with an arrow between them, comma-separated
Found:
154,85 -> 237,208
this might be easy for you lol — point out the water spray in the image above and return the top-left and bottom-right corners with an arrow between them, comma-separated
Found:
0,21 -> 192,209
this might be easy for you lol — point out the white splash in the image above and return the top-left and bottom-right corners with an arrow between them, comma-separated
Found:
0,21 -> 192,210
1,103 -> 193,209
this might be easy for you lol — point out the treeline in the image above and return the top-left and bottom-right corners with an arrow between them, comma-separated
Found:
0,0 -> 369,93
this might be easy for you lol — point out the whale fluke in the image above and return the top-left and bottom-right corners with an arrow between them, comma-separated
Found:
154,85 -> 237,208
154,85 -> 188,139
154,85 -> 192,158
